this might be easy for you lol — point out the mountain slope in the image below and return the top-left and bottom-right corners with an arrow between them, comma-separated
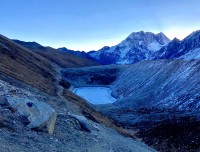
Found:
0,35 -> 56,94
14,40 -> 99,68
155,30 -> 200,60
111,60 -> 200,111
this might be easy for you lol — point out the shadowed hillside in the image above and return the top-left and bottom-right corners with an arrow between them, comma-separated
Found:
0,35 -> 56,94
14,40 -> 99,68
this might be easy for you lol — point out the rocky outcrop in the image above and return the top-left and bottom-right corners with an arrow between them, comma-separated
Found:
7,97 -> 57,134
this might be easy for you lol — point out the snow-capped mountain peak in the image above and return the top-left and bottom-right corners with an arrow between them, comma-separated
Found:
88,31 -> 170,64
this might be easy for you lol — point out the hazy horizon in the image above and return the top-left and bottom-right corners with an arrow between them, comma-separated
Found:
1,0 -> 200,51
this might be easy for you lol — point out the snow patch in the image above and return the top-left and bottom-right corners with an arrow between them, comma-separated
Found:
147,42 -> 163,52
139,41 -> 143,45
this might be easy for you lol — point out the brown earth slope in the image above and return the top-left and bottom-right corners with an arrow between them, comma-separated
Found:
0,35 -> 99,95
0,34 -> 57,94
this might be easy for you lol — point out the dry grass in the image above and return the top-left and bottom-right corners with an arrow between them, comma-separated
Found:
63,89 -> 137,139
0,35 -> 56,95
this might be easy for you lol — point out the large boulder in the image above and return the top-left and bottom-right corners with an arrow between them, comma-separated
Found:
7,97 -> 57,134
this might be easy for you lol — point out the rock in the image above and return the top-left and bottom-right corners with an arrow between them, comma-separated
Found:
7,97 -> 57,134
27,102 -> 33,107
46,111 -> 57,134
0,96 -> 10,108
68,112 -> 91,132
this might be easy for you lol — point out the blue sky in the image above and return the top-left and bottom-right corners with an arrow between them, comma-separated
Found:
1,0 -> 200,51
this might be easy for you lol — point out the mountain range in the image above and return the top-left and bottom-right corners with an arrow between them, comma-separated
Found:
58,30 -> 200,65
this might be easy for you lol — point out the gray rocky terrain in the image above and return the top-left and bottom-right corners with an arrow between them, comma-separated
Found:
62,59 -> 200,151
0,74 -> 155,152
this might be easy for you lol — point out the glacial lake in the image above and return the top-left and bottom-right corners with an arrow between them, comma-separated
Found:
73,87 -> 116,105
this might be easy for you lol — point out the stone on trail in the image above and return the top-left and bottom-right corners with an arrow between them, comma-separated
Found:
68,112 -> 91,132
